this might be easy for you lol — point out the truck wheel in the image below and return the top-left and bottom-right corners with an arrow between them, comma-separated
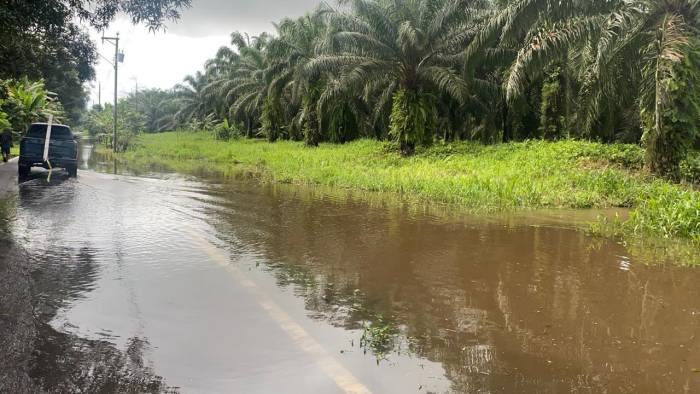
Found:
67,165 -> 78,178
18,163 -> 30,178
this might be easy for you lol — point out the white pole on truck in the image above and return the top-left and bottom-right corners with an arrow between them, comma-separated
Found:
43,115 -> 53,161
43,115 -> 54,181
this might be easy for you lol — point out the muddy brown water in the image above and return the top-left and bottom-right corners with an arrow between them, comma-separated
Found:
2,145 -> 700,393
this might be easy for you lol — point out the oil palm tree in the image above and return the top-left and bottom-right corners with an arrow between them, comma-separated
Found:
133,89 -> 177,131
501,0 -> 700,175
266,11 -> 329,145
461,0 -> 616,141
308,0 -> 476,154
206,32 -> 271,139
202,45 -> 242,122
173,71 -> 211,128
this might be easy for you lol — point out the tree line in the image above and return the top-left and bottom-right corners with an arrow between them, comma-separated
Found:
82,89 -> 179,151
0,0 -> 190,125
99,0 -> 700,178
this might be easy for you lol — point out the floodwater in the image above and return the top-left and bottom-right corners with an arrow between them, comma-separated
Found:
2,144 -> 700,393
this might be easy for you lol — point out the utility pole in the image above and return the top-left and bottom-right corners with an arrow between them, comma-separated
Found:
101,33 -> 123,151
98,82 -> 101,107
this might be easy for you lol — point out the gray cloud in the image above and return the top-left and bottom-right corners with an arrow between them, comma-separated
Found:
166,0 -> 323,37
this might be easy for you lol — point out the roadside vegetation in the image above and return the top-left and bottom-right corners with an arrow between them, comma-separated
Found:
0,0 -> 191,127
120,131 -> 700,244
85,0 -> 700,181
0,78 -> 65,140
0,0 -> 191,147
80,89 -> 180,151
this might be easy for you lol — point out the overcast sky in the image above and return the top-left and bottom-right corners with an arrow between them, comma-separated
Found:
87,0 -> 321,106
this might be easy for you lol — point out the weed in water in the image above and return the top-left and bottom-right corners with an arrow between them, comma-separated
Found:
359,315 -> 396,361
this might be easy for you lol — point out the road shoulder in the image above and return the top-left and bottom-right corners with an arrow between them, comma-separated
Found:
0,158 -> 18,195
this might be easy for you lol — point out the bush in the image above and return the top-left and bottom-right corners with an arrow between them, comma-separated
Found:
627,185 -> 700,241
679,151 -> 700,184
594,144 -> 645,169
212,119 -> 240,141
0,110 -> 10,132
564,141 -> 645,170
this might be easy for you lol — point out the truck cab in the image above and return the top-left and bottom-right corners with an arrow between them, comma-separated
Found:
18,123 -> 78,178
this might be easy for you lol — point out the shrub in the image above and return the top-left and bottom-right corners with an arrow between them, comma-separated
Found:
212,119 -> 240,141
0,110 -> 10,132
627,185 -> 700,241
642,38 -> 700,178
679,151 -> 700,184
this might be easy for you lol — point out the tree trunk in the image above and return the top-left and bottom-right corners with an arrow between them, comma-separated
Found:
400,140 -> 415,156
303,105 -> 320,147
502,98 -> 511,143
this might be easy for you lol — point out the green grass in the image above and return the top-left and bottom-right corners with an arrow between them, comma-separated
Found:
121,131 -> 700,244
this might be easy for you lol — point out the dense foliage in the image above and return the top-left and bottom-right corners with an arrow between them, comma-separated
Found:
0,78 -> 63,137
0,0 -> 190,124
129,0 -> 700,178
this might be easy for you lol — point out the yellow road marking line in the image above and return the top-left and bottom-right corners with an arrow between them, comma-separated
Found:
186,228 -> 372,394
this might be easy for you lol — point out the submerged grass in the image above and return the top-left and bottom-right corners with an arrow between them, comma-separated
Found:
120,131 -> 700,245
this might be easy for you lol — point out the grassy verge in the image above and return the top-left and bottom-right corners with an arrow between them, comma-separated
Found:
120,131 -> 700,245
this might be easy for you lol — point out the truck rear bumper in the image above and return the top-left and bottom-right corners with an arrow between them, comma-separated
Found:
19,157 -> 77,169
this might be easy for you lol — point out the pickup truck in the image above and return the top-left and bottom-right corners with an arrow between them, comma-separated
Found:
18,123 -> 78,178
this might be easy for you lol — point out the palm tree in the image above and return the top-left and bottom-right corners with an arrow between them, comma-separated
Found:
501,0 -> 700,176
132,89 -> 178,132
173,71 -> 212,128
308,0 -> 476,154
205,32 -> 271,139
202,45 -> 242,122
266,11 -> 329,145
461,0 -> 612,141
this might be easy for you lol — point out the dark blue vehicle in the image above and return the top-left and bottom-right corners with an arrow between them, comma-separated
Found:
18,123 -> 78,178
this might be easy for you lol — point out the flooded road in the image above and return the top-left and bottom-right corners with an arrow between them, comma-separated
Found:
2,146 -> 700,393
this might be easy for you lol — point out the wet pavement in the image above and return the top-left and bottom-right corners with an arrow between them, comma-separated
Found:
1,145 -> 700,393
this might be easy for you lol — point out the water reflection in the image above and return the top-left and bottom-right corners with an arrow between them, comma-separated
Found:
31,246 -> 101,319
32,327 -> 170,393
82,142 -> 121,175
80,142 -> 93,170
0,229 -> 34,392
0,232 -> 172,392
3,171 -> 173,392
203,182 -> 700,393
